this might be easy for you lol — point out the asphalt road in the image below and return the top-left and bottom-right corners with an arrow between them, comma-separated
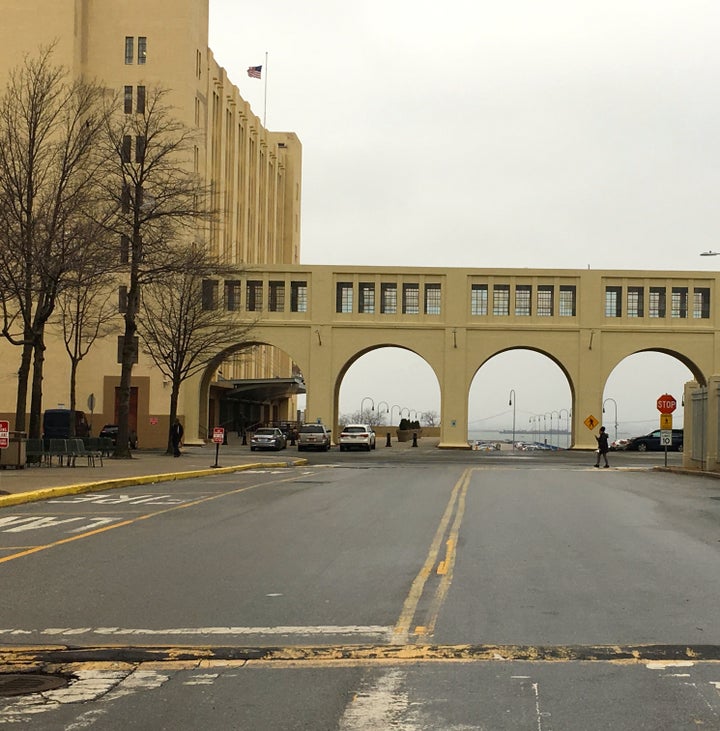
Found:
1,450 -> 718,729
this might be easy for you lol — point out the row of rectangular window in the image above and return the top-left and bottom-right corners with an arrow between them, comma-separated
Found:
470,284 -> 577,317
202,280 -> 308,313
335,282 -> 442,315
605,286 -> 710,319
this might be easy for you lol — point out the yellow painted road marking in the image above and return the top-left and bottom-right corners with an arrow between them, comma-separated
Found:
0,472 -> 305,565
391,468 -> 473,644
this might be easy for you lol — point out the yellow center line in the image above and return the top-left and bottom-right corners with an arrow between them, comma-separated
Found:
0,473 -> 305,565
390,468 -> 473,644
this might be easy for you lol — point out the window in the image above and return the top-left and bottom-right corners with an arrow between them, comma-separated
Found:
118,285 -> 128,313
336,282 -> 353,313
627,287 -> 644,317
121,135 -> 132,162
124,86 -> 133,114
402,284 -> 420,314
471,284 -> 488,316
537,285 -> 554,316
125,37 -> 134,64
671,287 -> 688,318
559,286 -> 576,316
136,86 -> 145,114
290,281 -> 307,312
138,37 -> 147,64
269,281 -> 285,312
381,283 -> 397,314
135,135 -> 145,163
120,235 -> 129,264
493,285 -> 510,316
359,283 -> 375,314
424,284 -> 441,315
693,288 -> 710,319
224,280 -> 241,311
246,280 -> 263,311
605,286 -> 622,317
202,280 -> 219,310
515,285 -> 531,316
121,184 -> 131,213
649,287 -> 666,318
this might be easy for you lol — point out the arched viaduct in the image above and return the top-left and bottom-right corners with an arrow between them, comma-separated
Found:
184,265 -> 720,465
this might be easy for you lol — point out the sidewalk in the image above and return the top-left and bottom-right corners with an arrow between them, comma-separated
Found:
0,442 -> 306,508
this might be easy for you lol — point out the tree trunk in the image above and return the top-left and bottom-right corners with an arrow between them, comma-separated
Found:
14,338 -> 33,433
29,335 -> 45,440
69,357 -> 79,437
166,382 -> 180,455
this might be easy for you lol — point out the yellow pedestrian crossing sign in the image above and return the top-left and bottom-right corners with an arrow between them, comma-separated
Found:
584,414 -> 599,430
660,413 -> 672,430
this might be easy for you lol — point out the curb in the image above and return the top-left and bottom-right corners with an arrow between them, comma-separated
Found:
0,459 -> 309,508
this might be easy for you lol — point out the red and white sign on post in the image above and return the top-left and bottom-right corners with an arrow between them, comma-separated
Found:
0,420 -> 9,449
656,394 -> 677,414
212,427 -> 225,444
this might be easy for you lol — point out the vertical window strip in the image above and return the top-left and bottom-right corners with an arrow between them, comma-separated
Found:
515,285 -> 531,316
402,284 -> 420,314
627,287 -> 644,317
336,282 -> 353,313
269,281 -> 285,312
246,280 -> 263,311
125,37 -> 134,64
605,287 -> 621,317
381,283 -> 397,314
649,287 -> 666,318
138,36 -> 147,64
224,281 -> 241,311
424,284 -> 441,315
693,288 -> 710,319
537,286 -> 553,316
493,285 -> 509,316
559,286 -> 576,316
124,86 -> 133,114
671,287 -> 688,318
291,281 -> 308,312
359,283 -> 375,314
471,284 -> 488,316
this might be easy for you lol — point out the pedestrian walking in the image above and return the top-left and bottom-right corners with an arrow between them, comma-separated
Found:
595,425 -> 610,468
171,418 -> 184,457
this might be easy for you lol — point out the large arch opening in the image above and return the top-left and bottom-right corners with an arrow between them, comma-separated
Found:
468,349 -> 574,448
603,349 -> 701,446
336,346 -> 441,437
199,341 -> 305,440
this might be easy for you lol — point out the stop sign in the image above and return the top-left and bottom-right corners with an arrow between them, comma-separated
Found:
656,394 -> 677,414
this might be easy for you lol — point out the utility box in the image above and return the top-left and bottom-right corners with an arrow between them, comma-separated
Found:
0,431 -> 26,469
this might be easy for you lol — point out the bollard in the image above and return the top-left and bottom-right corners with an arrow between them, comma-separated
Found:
412,432 -> 418,447
385,432 -> 392,447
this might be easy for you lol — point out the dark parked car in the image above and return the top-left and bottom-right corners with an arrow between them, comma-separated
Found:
99,424 -> 138,449
626,429 -> 683,452
250,427 -> 287,451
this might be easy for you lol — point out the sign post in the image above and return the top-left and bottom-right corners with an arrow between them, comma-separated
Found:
656,394 -> 677,467
211,427 -> 224,468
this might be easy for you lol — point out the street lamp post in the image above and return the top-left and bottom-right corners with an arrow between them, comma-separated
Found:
509,389 -> 516,450
390,404 -> 402,427
550,410 -> 560,448
558,408 -> 571,448
360,397 -> 375,422
377,401 -> 389,425
603,397 -> 618,442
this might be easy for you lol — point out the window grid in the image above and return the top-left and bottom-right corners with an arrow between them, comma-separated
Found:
424,284 -> 441,315
138,36 -> 147,64
359,283 -> 375,314
671,287 -> 688,318
649,287 -> 666,318
124,86 -> 133,114
693,288 -> 710,319
290,281 -> 308,312
381,284 -> 397,314
224,281 -> 241,311
493,285 -> 510,316
124,37 -> 134,64
537,286 -> 553,316
402,284 -> 420,314
336,282 -> 353,313
471,284 -> 488,316
246,280 -> 263,311
605,287 -> 621,317
559,286 -> 576,316
268,281 -> 285,312
515,285 -> 531,316
202,280 -> 219,310
627,287 -> 644,317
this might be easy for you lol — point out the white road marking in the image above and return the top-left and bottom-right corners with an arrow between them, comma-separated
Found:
0,516 -> 120,534
50,493 -> 191,506
339,669 -> 411,730
0,625 -> 394,639
646,661 -> 695,670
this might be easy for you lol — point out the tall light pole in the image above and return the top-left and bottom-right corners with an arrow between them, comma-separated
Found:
360,397 -> 375,422
377,401 -> 389,425
550,410 -> 560,448
509,389 -> 516,450
603,397 -> 618,442
390,404 -> 402,426
558,408 -> 571,448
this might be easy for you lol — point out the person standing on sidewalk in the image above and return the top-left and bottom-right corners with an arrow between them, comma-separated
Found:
595,426 -> 610,468
171,418 -> 184,457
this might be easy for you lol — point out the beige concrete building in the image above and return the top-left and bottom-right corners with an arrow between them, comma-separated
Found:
0,0 -> 303,447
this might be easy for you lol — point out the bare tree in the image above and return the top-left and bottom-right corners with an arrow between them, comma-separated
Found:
97,87 -> 211,457
55,258 -> 119,434
421,410 -> 439,427
0,48 -> 107,437
339,409 -> 387,428
137,255 -> 255,454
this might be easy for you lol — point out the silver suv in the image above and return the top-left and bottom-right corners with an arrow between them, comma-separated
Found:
297,424 -> 331,452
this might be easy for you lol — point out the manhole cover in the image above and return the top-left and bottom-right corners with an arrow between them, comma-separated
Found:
0,673 -> 68,697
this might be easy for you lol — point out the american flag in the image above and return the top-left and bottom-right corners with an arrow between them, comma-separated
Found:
247,65 -> 262,79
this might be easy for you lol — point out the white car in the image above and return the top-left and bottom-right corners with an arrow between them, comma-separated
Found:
339,424 -> 376,451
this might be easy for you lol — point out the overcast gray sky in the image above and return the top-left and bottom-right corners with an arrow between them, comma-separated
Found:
209,0 -> 719,438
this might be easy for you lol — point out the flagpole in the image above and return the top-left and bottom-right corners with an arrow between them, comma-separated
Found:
263,51 -> 268,127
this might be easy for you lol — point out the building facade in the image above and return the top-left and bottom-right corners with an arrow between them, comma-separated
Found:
0,0 -> 303,446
